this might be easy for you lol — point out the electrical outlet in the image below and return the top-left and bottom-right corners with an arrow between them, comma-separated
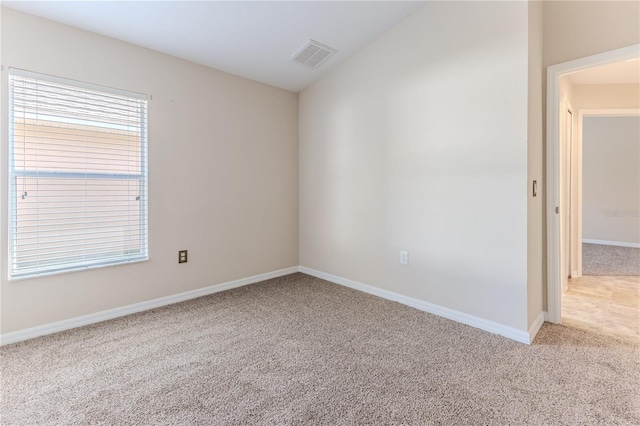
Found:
400,251 -> 408,265
178,250 -> 188,263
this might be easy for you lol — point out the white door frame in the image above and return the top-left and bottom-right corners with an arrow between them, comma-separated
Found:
559,99 -> 574,293
546,44 -> 640,324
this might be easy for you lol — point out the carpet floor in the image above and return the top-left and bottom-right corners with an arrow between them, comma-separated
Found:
1,273 -> 639,425
583,243 -> 640,276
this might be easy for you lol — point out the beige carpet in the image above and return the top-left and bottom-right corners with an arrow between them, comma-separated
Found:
583,243 -> 640,276
1,273 -> 639,425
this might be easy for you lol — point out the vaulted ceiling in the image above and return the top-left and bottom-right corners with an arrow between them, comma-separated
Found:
3,1 -> 426,92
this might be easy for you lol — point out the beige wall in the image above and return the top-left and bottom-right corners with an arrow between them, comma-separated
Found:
573,84 -> 640,110
0,8 -> 299,333
544,1 -> 640,68
558,75 -> 575,288
300,2 -> 530,331
559,76 -> 575,106
527,0 -> 544,329
582,116 -> 640,244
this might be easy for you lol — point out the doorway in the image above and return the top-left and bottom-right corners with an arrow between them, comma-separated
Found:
546,44 -> 640,339
562,112 -> 639,340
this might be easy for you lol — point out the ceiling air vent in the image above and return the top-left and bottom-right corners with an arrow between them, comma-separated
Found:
290,40 -> 337,70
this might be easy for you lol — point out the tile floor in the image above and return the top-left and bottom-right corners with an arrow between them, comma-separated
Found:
562,275 -> 640,342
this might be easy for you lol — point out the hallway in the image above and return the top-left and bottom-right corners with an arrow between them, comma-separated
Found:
562,275 -> 640,342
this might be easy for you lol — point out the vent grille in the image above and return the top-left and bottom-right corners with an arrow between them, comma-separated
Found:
290,40 -> 336,69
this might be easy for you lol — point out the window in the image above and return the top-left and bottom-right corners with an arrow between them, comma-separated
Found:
8,69 -> 148,279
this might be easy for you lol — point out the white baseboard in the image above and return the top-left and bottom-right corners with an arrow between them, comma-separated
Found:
0,266 -> 299,346
583,239 -> 640,248
299,266 -> 534,344
1,265 -> 546,347
528,311 -> 546,343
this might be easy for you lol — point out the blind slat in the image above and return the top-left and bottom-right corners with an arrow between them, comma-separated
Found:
14,244 -> 147,259
13,230 -> 147,244
12,216 -> 148,226
9,69 -> 149,279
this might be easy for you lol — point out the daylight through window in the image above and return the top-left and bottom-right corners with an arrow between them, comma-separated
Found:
8,69 -> 148,279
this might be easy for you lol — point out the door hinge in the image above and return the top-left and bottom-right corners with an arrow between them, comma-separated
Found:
555,206 -> 559,214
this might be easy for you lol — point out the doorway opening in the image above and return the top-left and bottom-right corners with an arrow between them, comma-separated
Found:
546,44 -> 640,341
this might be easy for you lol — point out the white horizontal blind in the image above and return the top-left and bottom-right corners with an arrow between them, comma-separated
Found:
8,69 -> 149,279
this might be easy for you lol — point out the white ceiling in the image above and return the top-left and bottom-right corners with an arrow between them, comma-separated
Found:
3,1 -> 426,92
567,59 -> 640,85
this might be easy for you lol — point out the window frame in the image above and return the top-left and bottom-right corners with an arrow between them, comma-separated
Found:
8,68 -> 149,280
